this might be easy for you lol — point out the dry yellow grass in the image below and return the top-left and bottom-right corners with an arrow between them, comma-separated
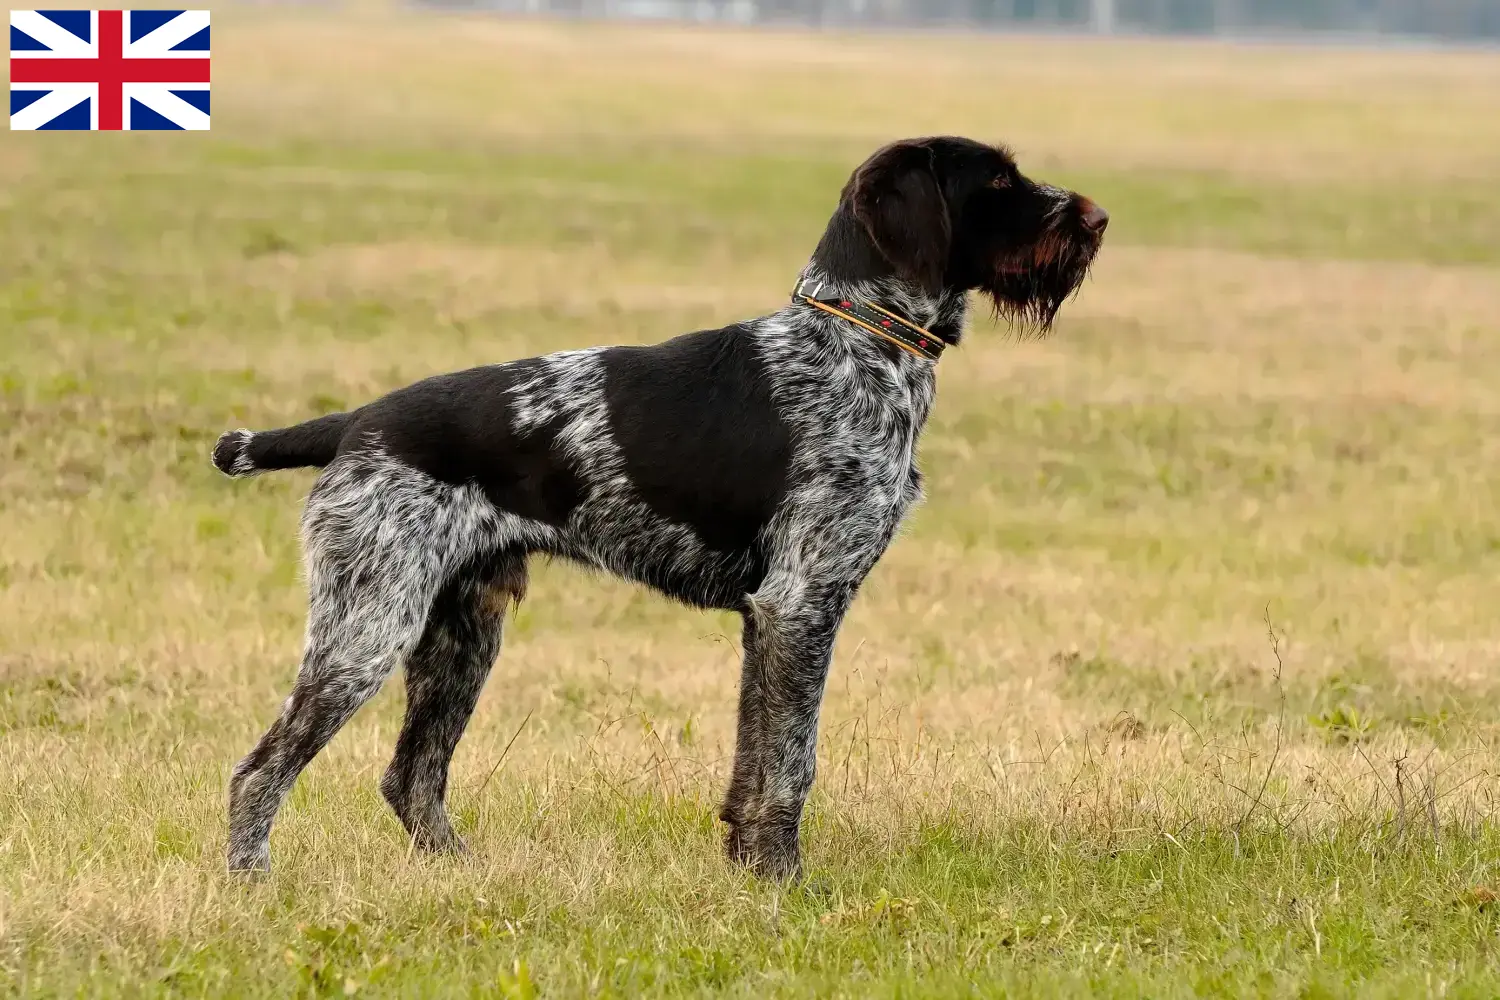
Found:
2,8 -> 1500,996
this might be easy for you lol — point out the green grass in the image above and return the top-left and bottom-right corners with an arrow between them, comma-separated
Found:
4,10 -> 1500,997
18,823 -> 1500,997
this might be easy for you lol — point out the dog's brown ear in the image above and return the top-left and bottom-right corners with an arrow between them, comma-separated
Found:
850,141 -> 951,295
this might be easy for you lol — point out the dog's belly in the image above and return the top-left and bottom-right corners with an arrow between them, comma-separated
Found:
545,497 -> 769,612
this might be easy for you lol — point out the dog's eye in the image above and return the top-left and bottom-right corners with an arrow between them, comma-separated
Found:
990,175 -> 1012,190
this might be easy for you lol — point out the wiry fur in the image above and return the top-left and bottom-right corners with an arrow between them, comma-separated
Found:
214,136 -> 1106,879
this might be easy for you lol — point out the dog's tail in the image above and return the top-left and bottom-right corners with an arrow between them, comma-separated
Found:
211,412 -> 352,478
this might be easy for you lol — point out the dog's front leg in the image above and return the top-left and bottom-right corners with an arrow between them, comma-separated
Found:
721,611 -> 769,867
722,577 -> 857,880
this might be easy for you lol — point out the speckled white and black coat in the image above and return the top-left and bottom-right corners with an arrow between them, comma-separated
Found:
211,136 -> 1107,878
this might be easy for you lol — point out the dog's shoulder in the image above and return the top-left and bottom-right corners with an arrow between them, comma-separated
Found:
597,320 -> 783,439
595,320 -> 795,553
600,321 -> 761,379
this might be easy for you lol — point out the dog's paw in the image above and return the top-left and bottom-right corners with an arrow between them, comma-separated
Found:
226,843 -> 271,877
724,822 -> 802,882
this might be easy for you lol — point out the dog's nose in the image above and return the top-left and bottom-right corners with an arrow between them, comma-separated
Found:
1079,199 -> 1109,233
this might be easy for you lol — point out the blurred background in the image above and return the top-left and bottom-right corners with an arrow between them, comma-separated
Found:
421,0 -> 1500,41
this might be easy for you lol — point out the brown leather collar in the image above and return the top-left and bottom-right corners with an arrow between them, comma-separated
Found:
792,275 -> 951,361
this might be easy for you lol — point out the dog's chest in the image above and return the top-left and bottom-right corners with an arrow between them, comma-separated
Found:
790,368 -> 930,519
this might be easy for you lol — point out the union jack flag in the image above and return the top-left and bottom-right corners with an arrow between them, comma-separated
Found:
10,10 -> 209,130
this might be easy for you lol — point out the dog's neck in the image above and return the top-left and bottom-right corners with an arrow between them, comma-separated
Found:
802,208 -> 969,347
792,263 -> 969,351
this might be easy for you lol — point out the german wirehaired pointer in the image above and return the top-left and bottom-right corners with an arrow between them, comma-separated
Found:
212,136 -> 1107,878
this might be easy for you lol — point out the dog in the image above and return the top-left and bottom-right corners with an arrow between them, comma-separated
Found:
212,136 -> 1107,878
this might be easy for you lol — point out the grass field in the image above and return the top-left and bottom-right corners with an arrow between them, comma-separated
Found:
5,7 -> 1500,996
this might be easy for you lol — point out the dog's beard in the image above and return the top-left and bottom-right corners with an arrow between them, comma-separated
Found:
981,231 -> 1099,338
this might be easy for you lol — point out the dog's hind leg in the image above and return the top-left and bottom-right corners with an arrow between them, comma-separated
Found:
226,461 -> 481,874
226,584 -> 431,873
721,611 -> 769,864
225,556 -> 437,874
379,554 -> 526,854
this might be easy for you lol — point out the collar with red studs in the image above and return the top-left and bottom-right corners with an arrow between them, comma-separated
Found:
791,274 -> 952,362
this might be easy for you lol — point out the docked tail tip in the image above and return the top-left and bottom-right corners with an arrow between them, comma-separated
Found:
212,429 -> 257,477
210,411 -> 351,477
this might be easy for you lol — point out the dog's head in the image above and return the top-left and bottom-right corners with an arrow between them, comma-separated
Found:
838,136 -> 1107,334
